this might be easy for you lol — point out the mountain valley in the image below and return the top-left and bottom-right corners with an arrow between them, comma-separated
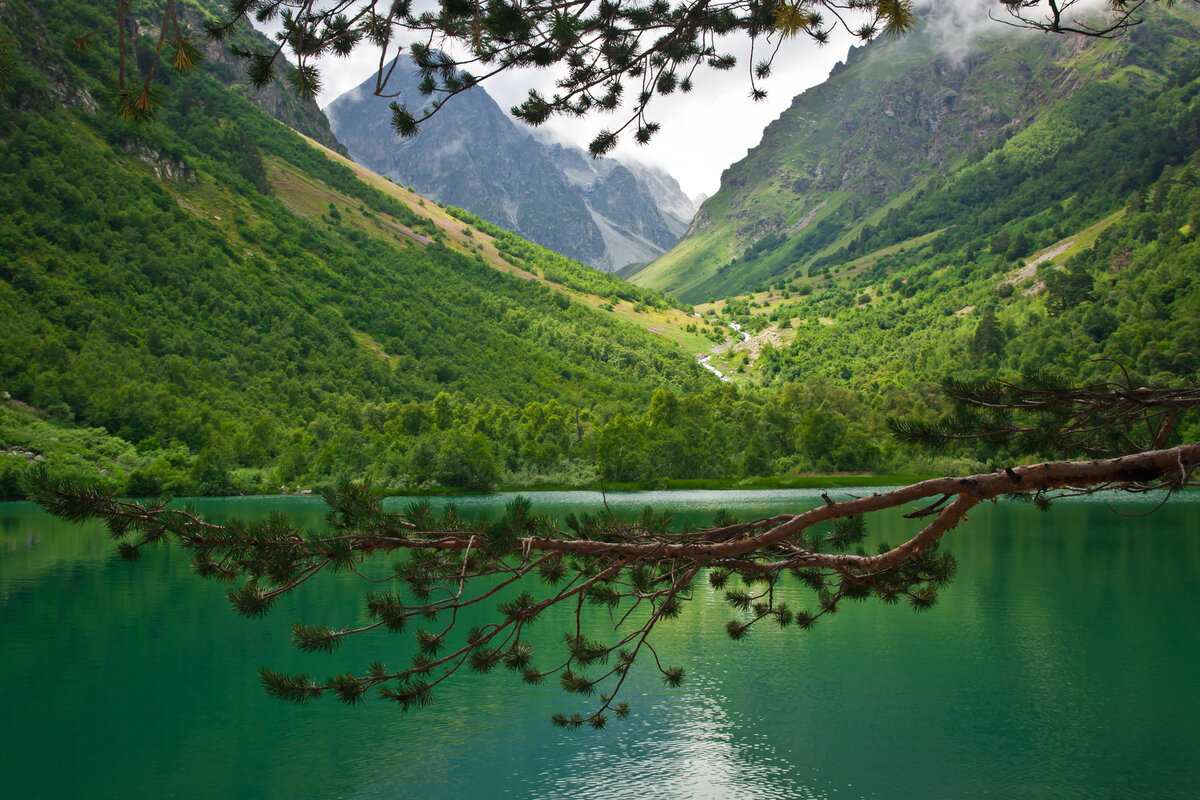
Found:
1,0 -> 1198,499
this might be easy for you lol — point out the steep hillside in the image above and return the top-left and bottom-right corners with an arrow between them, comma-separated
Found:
326,62 -> 695,271
172,0 -> 348,156
0,0 -> 715,493
9,0 -> 347,155
679,56 -> 1200,403
693,140 -> 1199,410
633,5 -> 1200,302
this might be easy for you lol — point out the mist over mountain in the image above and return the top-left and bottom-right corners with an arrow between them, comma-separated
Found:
326,63 -> 696,271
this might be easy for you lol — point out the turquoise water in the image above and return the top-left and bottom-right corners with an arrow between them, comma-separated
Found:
1,490 -> 1198,799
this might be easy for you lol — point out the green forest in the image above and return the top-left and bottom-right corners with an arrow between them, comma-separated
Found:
0,0 -> 710,497
2,0 -> 1199,500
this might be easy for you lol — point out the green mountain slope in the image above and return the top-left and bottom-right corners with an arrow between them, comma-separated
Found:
706,139 -> 1199,408
171,0 -> 348,156
681,56 -> 1200,391
0,0 -> 713,494
633,6 -> 1200,303
4,0 -> 1196,499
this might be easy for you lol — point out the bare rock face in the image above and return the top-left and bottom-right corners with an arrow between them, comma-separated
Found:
38,57 -> 99,114
327,62 -> 694,271
329,71 -> 606,265
696,24 -> 1118,245
713,39 -> 1061,234
546,145 -> 695,269
121,141 -> 196,182
621,162 -> 698,238
11,3 -> 100,114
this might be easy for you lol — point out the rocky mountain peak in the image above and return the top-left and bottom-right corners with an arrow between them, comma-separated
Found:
326,62 -> 695,271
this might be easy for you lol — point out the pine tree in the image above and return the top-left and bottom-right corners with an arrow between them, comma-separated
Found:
971,308 -> 1003,357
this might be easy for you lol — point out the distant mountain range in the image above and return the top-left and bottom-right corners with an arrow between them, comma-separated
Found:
326,63 -> 696,271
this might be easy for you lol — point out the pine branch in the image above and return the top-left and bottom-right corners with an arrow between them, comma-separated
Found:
30,439 -> 1200,726
77,0 -> 1163,135
892,373 -> 1200,458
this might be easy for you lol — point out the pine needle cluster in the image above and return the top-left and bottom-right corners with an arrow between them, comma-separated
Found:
889,370 -> 1200,461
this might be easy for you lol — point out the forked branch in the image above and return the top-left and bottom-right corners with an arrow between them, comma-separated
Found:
28,441 -> 1198,727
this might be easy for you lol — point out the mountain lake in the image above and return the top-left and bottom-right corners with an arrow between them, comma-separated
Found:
2,490 -> 1198,799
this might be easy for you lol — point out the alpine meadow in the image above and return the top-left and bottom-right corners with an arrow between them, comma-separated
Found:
3,0 -> 1200,797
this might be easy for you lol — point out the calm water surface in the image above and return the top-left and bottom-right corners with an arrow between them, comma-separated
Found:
1,489 -> 1198,799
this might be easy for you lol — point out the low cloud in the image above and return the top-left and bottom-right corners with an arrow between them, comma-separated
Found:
918,0 -> 1115,65
919,0 -> 1008,65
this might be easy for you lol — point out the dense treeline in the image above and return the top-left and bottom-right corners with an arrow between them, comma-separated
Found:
309,380 -> 943,492
751,152 -> 1200,456
3,374 -> 955,499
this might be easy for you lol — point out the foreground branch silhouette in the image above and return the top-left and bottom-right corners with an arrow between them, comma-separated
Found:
79,0 -> 1174,150
30,439 -> 1199,728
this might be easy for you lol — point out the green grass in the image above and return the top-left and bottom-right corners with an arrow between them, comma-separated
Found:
0,401 -> 140,497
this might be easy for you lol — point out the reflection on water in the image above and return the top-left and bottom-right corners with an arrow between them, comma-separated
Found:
1,491 -> 1198,799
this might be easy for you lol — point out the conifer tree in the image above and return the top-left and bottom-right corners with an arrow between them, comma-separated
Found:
971,308 -> 1002,357
80,0 -> 1169,152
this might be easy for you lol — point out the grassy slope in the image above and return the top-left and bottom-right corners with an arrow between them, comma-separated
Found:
693,213 -> 1126,379
290,134 -> 718,357
0,0 -> 736,492
0,400 -> 142,498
